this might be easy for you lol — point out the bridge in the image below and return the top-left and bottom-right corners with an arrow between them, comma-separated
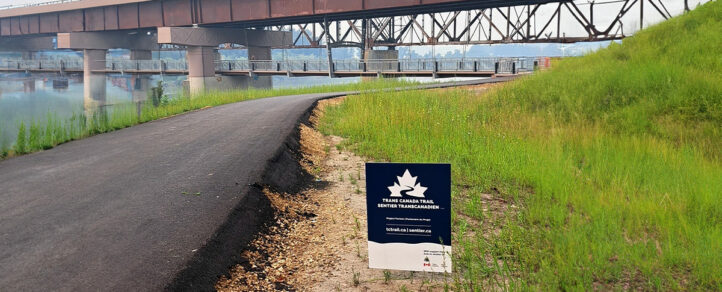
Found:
0,1 -> 712,290
0,57 -> 538,77
0,0 -> 707,102
0,0 -> 702,45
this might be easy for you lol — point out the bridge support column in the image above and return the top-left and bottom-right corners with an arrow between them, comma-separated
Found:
21,52 -> 36,92
55,31 -> 161,118
364,49 -> 399,78
246,46 -> 272,89
83,49 -> 107,119
186,46 -> 217,97
186,46 -> 273,96
130,50 -> 152,117
23,80 -> 36,93
22,51 -> 37,60
158,27 -> 289,93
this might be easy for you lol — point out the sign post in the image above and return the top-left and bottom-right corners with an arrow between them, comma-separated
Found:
365,163 -> 451,273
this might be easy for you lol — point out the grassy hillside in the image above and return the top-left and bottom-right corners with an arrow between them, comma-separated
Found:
319,1 -> 721,290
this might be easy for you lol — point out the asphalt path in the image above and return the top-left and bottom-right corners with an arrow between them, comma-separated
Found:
0,77 -> 515,291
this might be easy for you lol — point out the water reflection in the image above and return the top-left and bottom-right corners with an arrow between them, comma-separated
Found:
0,73 -> 184,146
0,73 -> 459,147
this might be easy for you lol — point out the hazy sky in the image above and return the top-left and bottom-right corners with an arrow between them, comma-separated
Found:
0,0 -> 43,6
0,0 -> 707,40
4,0 -> 49,5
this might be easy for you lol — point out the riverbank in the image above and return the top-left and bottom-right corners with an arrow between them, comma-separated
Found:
313,2 -> 720,289
0,79 -> 416,160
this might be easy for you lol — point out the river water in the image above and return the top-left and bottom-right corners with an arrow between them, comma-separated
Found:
0,72 -> 475,147
0,73 -> 403,147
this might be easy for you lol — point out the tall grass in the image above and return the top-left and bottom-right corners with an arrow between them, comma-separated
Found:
0,126 -> 6,157
319,1 -> 721,290
0,79 -> 415,159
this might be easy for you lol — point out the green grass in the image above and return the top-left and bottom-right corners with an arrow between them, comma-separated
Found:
319,1 -> 721,290
0,79 -> 417,159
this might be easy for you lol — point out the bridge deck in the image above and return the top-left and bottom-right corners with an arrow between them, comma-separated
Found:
0,0 -> 552,37
0,68 -> 503,78
0,57 -> 539,77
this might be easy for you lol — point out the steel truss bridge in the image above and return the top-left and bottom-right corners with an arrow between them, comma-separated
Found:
238,0 -> 706,49
0,57 -> 540,78
0,0 -> 709,51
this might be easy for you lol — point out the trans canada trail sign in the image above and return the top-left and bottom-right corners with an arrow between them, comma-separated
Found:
365,163 -> 451,273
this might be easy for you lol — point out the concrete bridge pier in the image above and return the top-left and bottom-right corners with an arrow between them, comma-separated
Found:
185,46 -> 273,96
22,51 -> 37,61
247,46 -> 273,89
130,50 -> 152,117
56,31 -> 160,120
364,49 -> 399,78
23,79 -> 36,93
158,27 -> 290,96
83,49 -> 108,121
21,51 -> 39,93
186,46 -> 220,96
186,46 -> 263,96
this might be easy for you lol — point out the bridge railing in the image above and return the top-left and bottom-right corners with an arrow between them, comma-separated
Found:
1,57 -> 544,74
286,60 -> 332,72
0,59 -> 83,71
331,60 -> 363,72
217,59 -> 339,72
106,59 -> 188,72
493,57 -> 538,74
215,57 -> 540,74
0,0 -> 80,10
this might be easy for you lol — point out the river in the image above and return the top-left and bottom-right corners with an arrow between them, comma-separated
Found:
2,72 -> 457,148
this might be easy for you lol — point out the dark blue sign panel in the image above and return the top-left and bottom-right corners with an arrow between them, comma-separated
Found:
366,163 -> 451,272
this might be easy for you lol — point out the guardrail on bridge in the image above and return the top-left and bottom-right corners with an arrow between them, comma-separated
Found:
0,57 -> 545,76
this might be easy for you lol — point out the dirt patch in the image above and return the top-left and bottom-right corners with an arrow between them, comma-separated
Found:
216,98 -> 453,291
217,96 -> 517,291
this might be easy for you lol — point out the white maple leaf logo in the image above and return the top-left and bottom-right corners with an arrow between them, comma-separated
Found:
387,169 -> 428,198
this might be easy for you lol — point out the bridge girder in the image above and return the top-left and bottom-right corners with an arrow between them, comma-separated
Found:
0,35 -> 55,51
0,0 -> 710,52
258,0 -> 704,49
157,27 -> 292,47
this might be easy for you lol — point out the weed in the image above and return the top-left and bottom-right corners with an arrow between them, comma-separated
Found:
149,80 -> 166,107
14,122 -> 26,154
352,269 -> 360,287
28,122 -> 40,151
0,127 -> 7,158
318,1 -> 722,290
383,270 -> 392,284
354,216 -> 361,231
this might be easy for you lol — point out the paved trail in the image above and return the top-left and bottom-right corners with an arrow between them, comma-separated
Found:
0,78 -> 514,291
